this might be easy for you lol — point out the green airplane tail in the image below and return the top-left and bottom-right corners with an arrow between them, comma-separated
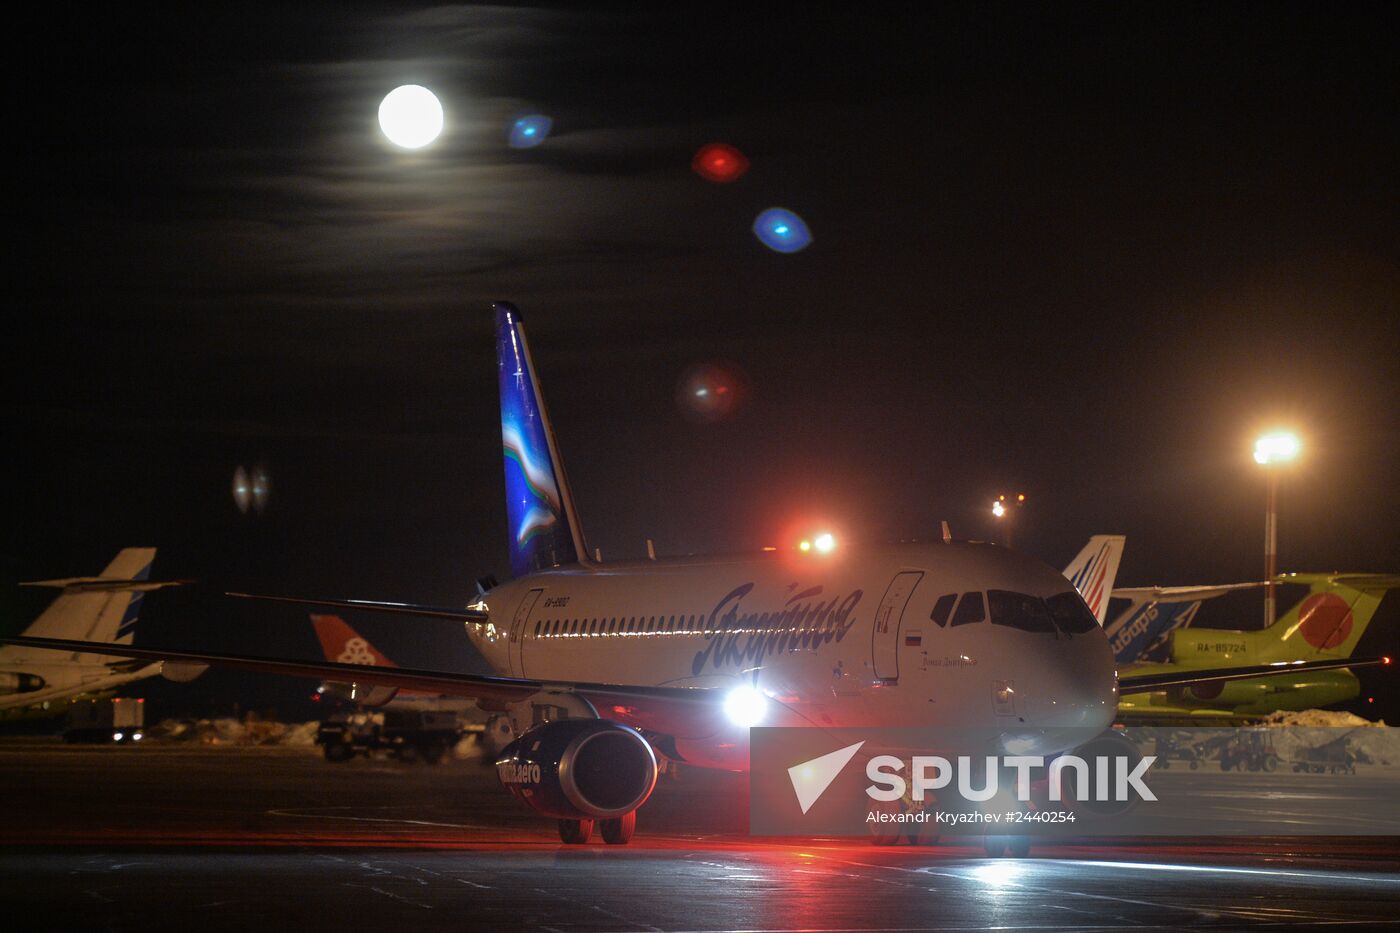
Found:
1252,573 -> 1399,664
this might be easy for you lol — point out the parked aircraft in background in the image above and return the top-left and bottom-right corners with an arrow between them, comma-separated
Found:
1117,573 -> 1396,720
1106,580 -> 1274,664
1062,535 -> 1124,625
310,613 -> 514,750
1,549 -> 188,715
4,304 -> 1383,851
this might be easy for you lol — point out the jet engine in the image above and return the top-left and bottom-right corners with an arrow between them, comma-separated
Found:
495,719 -> 658,820
0,672 -> 45,695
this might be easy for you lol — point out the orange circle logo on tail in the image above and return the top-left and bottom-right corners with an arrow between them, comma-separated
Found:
1298,593 -> 1353,650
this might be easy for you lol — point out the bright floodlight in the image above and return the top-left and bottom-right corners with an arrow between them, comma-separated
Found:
814,532 -> 836,553
378,85 -> 444,149
1253,431 -> 1301,465
723,685 -> 768,728
992,500 -> 1006,518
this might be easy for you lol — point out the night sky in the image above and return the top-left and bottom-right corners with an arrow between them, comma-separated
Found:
8,4 -> 1398,717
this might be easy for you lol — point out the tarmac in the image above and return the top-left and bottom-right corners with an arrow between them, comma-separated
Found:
1,739 -> 1398,930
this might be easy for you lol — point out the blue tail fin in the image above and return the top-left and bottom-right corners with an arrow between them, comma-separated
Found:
495,303 -> 587,578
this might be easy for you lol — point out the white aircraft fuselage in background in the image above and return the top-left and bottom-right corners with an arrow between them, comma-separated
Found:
1,548 -> 173,714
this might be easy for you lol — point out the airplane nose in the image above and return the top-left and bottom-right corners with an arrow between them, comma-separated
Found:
1022,627 -> 1117,733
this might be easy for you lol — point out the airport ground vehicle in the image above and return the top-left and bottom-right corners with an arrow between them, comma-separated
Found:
1292,733 -> 1361,774
63,696 -> 145,743
1151,732 -> 1203,770
1218,729 -> 1281,772
316,709 -> 462,763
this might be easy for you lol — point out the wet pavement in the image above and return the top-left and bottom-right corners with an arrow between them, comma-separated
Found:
1,741 -> 1397,930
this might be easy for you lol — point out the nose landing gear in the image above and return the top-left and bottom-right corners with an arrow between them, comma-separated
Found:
557,809 -> 637,845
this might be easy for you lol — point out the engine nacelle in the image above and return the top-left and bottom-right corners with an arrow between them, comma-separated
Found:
495,719 -> 658,820
0,672 -> 45,695
161,661 -> 209,683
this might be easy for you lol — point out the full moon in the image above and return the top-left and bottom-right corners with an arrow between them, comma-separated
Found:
378,85 -> 443,149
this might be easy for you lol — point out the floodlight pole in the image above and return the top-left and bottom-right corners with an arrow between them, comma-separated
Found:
1263,468 -> 1279,627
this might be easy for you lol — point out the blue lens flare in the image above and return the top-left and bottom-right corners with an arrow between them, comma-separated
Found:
509,115 -> 553,149
753,208 -> 811,253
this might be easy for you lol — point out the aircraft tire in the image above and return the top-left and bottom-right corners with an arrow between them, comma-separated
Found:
600,810 -> 636,845
983,836 -> 1008,858
558,819 -> 593,844
1007,836 -> 1031,858
420,744 -> 446,765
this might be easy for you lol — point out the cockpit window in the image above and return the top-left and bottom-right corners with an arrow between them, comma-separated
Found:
987,590 -> 1057,634
950,591 -> 986,626
1046,590 -> 1099,634
930,593 -> 957,627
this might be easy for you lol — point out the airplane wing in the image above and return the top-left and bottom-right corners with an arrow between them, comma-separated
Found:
0,635 -> 752,741
226,592 -> 489,623
1110,581 -> 1270,603
1110,572 -> 1400,603
1117,655 -> 1391,694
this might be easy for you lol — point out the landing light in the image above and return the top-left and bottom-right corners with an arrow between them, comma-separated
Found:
723,685 -> 768,728
813,533 -> 835,553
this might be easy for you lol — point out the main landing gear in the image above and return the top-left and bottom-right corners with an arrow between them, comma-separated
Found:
558,810 -> 637,845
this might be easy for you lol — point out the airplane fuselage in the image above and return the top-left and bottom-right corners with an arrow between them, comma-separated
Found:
469,541 -> 1118,769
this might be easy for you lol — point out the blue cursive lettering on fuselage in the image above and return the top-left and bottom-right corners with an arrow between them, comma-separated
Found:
690,583 -> 863,675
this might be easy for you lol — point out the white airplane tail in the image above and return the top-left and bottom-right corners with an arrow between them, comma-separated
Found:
5,548 -> 158,663
1062,535 -> 1125,625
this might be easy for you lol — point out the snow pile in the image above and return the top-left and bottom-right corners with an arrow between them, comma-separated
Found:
281,721 -> 319,746
152,717 -> 319,746
1258,709 -> 1386,728
1252,712 -> 1400,767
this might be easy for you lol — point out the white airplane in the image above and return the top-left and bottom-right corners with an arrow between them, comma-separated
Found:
5,304 -> 1382,848
1,548 -> 186,713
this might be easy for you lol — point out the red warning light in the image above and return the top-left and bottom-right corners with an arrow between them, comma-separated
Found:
692,143 -> 748,182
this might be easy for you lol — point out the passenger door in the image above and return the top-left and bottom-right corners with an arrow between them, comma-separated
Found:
509,588 -> 544,677
872,571 -> 924,681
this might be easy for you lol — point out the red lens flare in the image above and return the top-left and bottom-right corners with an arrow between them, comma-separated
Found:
676,362 -> 748,422
692,143 -> 749,182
